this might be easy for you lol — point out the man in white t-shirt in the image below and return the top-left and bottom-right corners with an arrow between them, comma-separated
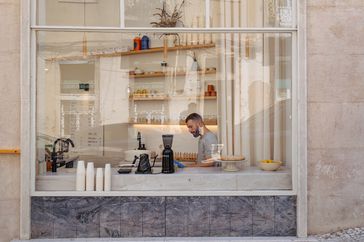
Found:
185,113 -> 218,164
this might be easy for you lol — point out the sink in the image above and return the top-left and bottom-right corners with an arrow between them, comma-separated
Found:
57,167 -> 76,173
59,155 -> 79,168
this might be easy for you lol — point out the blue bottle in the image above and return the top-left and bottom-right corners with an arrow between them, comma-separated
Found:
141,35 -> 150,50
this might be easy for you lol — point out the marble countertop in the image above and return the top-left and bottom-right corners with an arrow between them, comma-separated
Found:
36,165 -> 292,192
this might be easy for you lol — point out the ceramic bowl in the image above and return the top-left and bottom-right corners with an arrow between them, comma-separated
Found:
259,160 -> 282,171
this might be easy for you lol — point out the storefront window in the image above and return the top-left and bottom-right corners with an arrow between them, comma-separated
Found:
33,0 -> 296,193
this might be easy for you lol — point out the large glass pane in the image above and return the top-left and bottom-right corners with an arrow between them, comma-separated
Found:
36,31 -> 292,191
37,0 -> 120,26
210,0 -> 294,27
125,0 -> 206,28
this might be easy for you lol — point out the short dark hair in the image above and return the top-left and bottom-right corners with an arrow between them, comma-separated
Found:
185,113 -> 203,123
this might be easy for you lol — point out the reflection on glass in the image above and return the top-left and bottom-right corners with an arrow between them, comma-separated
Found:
37,0 -> 120,26
36,31 -> 292,189
125,0 -> 206,28
210,0 -> 293,27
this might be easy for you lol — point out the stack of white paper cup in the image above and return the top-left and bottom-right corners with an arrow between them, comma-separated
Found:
95,168 -> 103,191
104,163 -> 111,191
76,160 -> 86,191
86,162 -> 95,191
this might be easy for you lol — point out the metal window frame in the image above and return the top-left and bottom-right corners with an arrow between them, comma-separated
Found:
21,0 -> 307,239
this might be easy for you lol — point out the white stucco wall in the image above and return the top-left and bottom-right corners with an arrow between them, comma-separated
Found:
0,1 -> 20,242
307,0 -> 364,234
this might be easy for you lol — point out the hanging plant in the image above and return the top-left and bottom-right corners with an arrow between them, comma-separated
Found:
150,0 -> 185,27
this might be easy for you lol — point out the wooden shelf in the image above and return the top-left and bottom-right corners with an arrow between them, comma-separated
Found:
130,120 -> 218,126
130,96 -> 217,101
60,94 -> 96,101
131,96 -> 167,101
130,69 -> 216,79
46,43 -> 216,62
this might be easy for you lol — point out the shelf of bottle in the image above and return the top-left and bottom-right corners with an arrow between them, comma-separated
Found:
129,120 -> 218,126
129,95 -> 217,101
46,43 -> 216,62
101,43 -> 216,57
130,69 -> 216,79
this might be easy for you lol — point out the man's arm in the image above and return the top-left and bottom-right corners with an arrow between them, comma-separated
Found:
203,133 -> 218,159
199,133 -> 218,166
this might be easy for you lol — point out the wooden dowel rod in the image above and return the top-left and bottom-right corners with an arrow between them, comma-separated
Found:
0,149 -> 21,154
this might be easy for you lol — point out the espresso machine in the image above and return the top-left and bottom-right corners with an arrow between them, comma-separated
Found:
162,134 -> 175,173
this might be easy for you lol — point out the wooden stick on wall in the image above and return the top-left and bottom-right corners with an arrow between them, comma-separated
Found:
0,149 -> 21,154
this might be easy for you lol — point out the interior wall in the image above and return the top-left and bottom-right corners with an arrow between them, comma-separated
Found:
38,0 -> 120,27
0,1 -> 21,242
307,0 -> 364,234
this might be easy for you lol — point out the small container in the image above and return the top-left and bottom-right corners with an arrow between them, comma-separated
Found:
86,162 -> 95,191
96,168 -> 103,191
211,144 -> 224,161
141,35 -> 150,50
207,85 -> 215,92
133,35 -> 141,51
76,160 -> 86,191
259,160 -> 282,171
134,67 -> 144,75
104,164 -> 111,191
205,91 -> 210,96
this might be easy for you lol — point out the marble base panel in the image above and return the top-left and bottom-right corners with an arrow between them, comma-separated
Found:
31,196 -> 296,239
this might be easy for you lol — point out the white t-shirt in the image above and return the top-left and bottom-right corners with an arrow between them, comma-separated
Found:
197,131 -> 218,162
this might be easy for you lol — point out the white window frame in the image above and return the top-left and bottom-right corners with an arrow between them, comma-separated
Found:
20,0 -> 307,238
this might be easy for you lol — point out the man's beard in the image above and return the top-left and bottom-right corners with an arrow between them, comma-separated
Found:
192,128 -> 200,138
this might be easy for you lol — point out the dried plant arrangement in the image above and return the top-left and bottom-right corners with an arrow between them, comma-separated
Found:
150,0 -> 185,27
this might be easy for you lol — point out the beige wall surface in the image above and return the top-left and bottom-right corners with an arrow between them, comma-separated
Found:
0,0 -> 21,242
307,0 -> 364,235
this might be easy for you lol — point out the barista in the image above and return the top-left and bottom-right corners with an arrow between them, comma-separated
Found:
185,113 -> 218,164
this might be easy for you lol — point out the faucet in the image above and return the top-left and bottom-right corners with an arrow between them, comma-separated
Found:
137,132 -> 142,150
51,138 -> 75,172
137,132 -> 146,150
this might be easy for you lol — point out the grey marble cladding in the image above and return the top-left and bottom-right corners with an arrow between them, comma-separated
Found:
31,196 -> 296,239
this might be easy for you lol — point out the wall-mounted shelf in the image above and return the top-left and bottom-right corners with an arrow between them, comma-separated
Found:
60,94 -> 96,101
99,43 -> 216,57
46,43 -> 216,62
130,96 -> 217,101
129,120 -> 218,126
130,69 -> 216,79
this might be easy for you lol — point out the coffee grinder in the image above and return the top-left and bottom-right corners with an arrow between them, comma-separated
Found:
162,134 -> 175,173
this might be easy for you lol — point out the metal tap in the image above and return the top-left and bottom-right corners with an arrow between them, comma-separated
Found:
51,138 -> 75,172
